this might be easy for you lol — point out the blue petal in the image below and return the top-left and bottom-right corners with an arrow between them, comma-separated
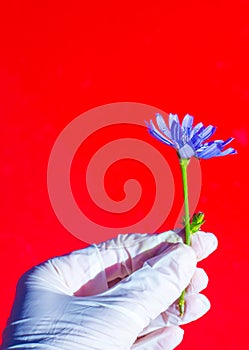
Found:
147,120 -> 174,146
169,113 -> 179,129
191,126 -> 205,148
205,140 -> 223,146
219,147 -> 237,156
182,114 -> 194,136
190,122 -> 204,138
199,125 -> 216,142
196,143 -> 221,159
196,141 -> 237,159
171,120 -> 182,146
156,113 -> 172,139
222,137 -> 234,146
205,138 -> 234,148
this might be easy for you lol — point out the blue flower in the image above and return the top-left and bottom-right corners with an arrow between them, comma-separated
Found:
146,113 -> 237,159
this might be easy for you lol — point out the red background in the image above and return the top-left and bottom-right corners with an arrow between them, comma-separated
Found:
1,1 -> 248,349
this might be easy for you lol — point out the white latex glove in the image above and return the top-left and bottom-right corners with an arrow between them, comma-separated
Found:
1,230 -> 217,350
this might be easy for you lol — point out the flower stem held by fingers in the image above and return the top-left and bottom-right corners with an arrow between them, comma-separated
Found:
179,211 -> 206,316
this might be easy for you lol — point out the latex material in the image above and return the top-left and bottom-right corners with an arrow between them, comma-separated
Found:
1,230 -> 217,350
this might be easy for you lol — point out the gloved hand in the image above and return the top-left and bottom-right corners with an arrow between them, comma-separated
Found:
1,230 -> 217,350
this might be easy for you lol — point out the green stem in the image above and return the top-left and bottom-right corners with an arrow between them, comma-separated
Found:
180,158 -> 191,245
178,158 -> 191,316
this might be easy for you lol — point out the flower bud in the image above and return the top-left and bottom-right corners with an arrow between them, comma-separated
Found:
190,212 -> 205,234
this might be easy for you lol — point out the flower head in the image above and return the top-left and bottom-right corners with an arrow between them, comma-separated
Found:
146,113 -> 237,159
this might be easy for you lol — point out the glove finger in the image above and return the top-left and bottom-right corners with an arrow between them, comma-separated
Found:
91,243 -> 196,337
98,230 -> 217,285
139,293 -> 210,336
184,231 -> 218,262
166,294 -> 211,325
96,231 -> 183,284
186,267 -> 209,295
132,326 -> 184,350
